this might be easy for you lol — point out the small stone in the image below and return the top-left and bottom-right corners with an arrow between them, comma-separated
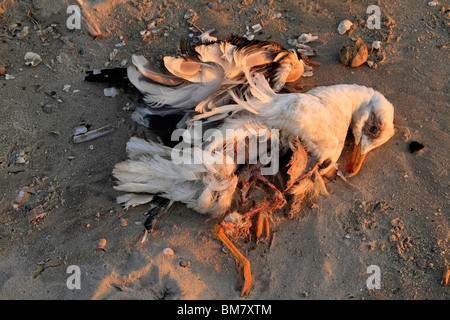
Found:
428,1 -> 438,7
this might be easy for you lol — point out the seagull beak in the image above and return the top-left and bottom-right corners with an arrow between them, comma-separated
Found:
346,140 -> 367,178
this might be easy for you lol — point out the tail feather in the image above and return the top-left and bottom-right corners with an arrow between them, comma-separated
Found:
113,138 -> 239,216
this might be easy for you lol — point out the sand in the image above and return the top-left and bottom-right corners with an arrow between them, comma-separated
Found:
0,0 -> 448,300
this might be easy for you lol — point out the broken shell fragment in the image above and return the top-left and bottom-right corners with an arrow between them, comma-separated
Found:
372,41 -> 382,50
73,125 -> 114,143
337,20 -> 353,35
162,248 -> 175,256
251,24 -> 262,33
24,52 -> 42,67
339,38 -> 368,67
26,205 -> 48,222
298,33 -> 318,44
13,186 -> 29,210
73,125 -> 88,136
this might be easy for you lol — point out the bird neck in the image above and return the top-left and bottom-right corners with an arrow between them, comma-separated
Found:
260,85 -> 376,164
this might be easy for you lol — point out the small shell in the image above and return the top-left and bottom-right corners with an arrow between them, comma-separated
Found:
13,186 -> 29,210
73,125 -> 88,136
5,74 -> 15,80
24,52 -> 42,67
337,20 -> 353,35
63,84 -> 71,92
73,125 -> 114,143
298,33 -> 318,44
95,238 -> 107,252
162,248 -> 175,256
428,1 -> 438,6
372,41 -> 382,50
109,49 -> 119,61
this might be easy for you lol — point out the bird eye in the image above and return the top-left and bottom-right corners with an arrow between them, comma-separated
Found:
369,126 -> 378,134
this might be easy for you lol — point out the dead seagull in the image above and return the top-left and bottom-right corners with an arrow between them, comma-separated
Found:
112,73 -> 395,296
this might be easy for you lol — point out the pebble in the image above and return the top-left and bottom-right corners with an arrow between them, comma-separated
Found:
0,65 -> 5,75
428,1 -> 438,6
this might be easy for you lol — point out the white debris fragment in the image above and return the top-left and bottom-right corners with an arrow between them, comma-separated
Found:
251,23 -> 262,32
298,33 -> 318,44
109,49 -> 119,61
120,59 -> 128,67
63,84 -> 71,92
104,87 -> 119,97
372,41 -> 382,49
24,52 -> 42,67
428,1 -> 438,6
5,74 -> 15,80
337,20 -> 353,35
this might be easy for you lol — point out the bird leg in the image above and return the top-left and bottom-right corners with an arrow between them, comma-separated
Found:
215,224 -> 252,297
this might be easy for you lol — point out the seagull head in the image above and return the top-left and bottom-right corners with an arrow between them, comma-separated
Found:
346,91 -> 395,177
